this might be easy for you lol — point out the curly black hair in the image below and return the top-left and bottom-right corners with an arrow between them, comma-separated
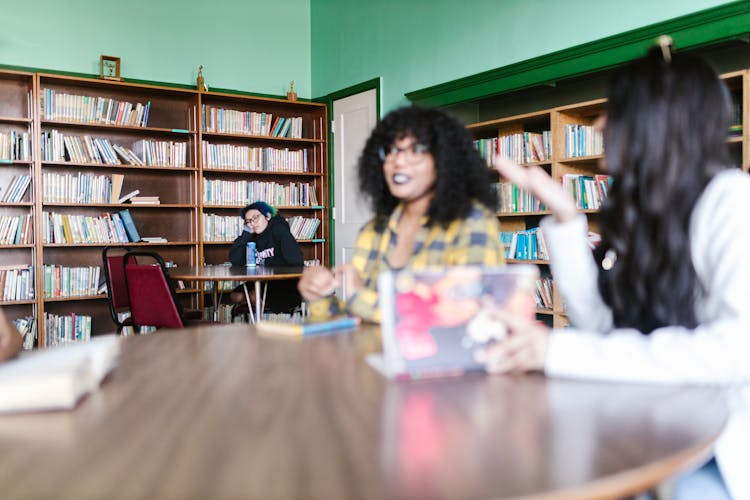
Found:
357,106 -> 497,229
596,46 -> 731,333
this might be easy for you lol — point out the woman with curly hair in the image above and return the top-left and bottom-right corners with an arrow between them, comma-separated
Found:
485,39 -> 750,499
298,106 -> 505,322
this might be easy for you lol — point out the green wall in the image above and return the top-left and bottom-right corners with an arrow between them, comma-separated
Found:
310,0 -> 738,111
0,0 -> 312,97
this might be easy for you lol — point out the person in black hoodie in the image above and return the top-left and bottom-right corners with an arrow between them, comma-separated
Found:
229,201 -> 303,313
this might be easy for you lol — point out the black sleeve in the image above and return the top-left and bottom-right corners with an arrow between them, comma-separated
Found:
274,225 -> 304,266
229,231 -> 254,265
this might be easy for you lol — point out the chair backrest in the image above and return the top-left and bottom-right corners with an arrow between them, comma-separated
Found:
102,246 -> 133,333
123,250 -> 185,330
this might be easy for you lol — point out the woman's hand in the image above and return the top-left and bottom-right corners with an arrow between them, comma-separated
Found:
0,309 -> 22,361
298,265 -> 338,300
332,264 -> 364,300
494,157 -> 577,224
475,310 -> 551,374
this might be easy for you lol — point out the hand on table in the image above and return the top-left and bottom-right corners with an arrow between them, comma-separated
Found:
475,309 -> 551,374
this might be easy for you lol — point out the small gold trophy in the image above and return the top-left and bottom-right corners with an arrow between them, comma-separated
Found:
197,65 -> 208,92
286,80 -> 298,101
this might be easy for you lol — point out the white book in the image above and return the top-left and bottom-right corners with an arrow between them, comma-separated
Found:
0,335 -> 121,413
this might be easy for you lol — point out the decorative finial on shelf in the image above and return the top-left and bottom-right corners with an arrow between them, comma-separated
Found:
287,80 -> 297,101
197,65 -> 208,92
656,35 -> 673,63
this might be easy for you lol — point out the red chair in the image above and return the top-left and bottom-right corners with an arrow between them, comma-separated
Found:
102,246 -> 134,334
123,250 -> 203,330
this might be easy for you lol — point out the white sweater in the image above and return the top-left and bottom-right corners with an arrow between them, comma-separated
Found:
540,169 -> 750,499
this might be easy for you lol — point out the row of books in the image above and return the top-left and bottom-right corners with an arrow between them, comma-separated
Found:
43,172 -> 113,204
40,89 -> 151,127
475,131 -> 551,166
42,209 -> 140,244
201,142 -> 309,172
1,175 -> 31,202
0,131 -> 31,161
534,277 -> 554,310
12,316 -> 36,350
40,130 -> 187,167
492,181 -> 546,213
44,312 -> 92,346
42,265 -> 102,298
202,179 -> 319,207
0,214 -> 33,245
562,174 -> 611,210
138,139 -> 188,167
202,213 -> 244,242
0,265 -> 34,301
286,216 -> 321,240
202,106 -> 303,138
565,124 -> 604,158
500,228 -> 549,261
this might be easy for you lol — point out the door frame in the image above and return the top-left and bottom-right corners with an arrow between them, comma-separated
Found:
316,77 -> 381,265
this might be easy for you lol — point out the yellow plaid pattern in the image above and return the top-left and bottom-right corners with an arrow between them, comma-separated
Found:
310,200 -> 506,323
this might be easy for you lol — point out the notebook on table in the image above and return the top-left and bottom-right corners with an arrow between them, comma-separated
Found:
369,265 -> 539,379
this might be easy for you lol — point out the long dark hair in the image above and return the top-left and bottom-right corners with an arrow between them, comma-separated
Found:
597,46 -> 731,333
357,106 -> 497,229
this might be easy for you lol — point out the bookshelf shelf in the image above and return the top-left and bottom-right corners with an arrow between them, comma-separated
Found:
0,244 -> 34,249
536,308 -> 554,316
0,299 -> 36,306
507,259 -> 550,265
43,241 -> 196,248
203,204 -> 324,210
40,120 -> 195,136
202,168 -> 323,177
42,203 -> 193,209
0,202 -> 33,207
0,159 -> 32,165
43,295 -> 107,303
201,131 -> 324,144
0,116 -> 31,125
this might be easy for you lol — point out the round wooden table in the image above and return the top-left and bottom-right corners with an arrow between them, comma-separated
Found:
0,324 -> 728,499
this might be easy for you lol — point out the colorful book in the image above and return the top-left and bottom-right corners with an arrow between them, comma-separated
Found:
256,316 -> 360,337
370,265 -> 538,379
117,209 -> 141,242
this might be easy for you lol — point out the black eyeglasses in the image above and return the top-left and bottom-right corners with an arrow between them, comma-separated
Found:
244,214 -> 264,224
377,143 -> 430,163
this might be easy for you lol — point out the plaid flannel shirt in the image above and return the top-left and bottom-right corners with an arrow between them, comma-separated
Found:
309,200 -> 506,323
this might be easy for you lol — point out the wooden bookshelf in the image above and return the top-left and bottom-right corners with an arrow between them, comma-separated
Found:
197,91 -> 328,269
0,71 -> 329,346
0,70 -> 35,339
469,72 -> 747,328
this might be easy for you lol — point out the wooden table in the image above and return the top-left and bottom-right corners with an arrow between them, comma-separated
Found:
0,324 -> 728,500
169,265 -> 304,322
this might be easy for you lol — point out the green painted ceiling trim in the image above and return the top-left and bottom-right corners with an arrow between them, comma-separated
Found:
406,2 -> 750,107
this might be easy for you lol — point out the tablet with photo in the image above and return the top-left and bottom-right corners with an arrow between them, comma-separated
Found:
368,265 -> 539,379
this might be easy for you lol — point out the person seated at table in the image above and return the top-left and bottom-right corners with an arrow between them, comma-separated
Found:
229,201 -> 304,313
0,308 -> 23,361
298,106 -> 506,323
482,38 -> 750,500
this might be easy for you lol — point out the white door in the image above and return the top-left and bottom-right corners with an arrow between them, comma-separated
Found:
332,88 -> 378,280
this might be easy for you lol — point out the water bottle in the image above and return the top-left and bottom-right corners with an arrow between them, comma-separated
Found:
246,242 -> 257,267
